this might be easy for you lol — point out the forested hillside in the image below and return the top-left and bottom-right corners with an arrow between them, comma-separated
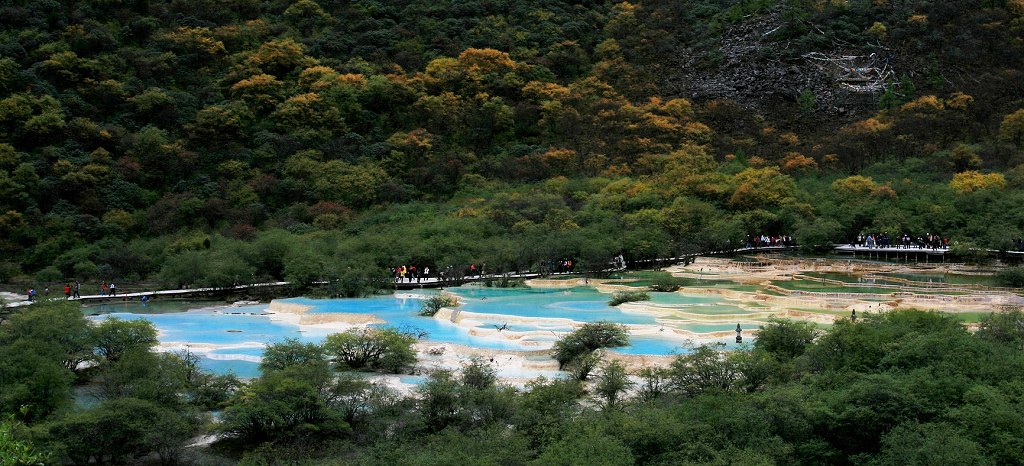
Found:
1,0 -> 1023,289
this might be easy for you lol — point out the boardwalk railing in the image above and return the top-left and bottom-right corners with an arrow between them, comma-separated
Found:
4,243 -> 1020,308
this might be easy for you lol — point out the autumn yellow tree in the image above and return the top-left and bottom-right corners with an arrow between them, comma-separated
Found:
728,167 -> 797,210
781,152 -> 818,173
272,92 -> 344,140
999,109 -> 1024,146
230,74 -> 284,112
950,171 -> 1006,194
158,27 -> 227,65
831,175 -> 879,198
245,38 -> 315,76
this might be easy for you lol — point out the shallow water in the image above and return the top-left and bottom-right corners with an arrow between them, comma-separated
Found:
613,336 -> 743,355
653,304 -> 759,315
285,293 -> 532,351
197,357 -> 262,378
877,272 -> 1002,286
82,299 -> 224,315
93,306 -> 326,345
773,280 -> 898,294
84,288 -> 734,376
802,271 -> 874,284
82,281 -> 888,378
78,265 -> 1007,380
453,286 -> 659,324
88,303 -> 324,377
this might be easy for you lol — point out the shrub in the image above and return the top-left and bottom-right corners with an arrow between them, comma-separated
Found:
259,338 -> 327,373
420,294 -> 459,316
753,318 -> 820,359
949,241 -> 990,264
608,290 -> 650,306
484,276 -> 526,288
650,276 -> 683,292
594,360 -> 633,407
552,321 -> 629,378
996,267 -> 1024,288
33,266 -> 62,283
976,308 -> 1024,349
323,327 -> 417,373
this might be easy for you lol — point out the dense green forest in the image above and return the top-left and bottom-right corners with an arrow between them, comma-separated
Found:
1,0 -> 1023,289
4,1 -> 1024,463
4,301 -> 1024,464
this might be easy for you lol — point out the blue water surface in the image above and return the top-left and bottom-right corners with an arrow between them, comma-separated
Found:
452,286 -> 657,324
197,357 -> 262,378
87,287 -> 753,377
283,293 -> 526,350
93,306 -> 328,346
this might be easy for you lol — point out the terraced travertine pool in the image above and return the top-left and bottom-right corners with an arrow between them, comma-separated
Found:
801,270 -> 1003,287
84,285 -> 767,377
877,272 -> 1003,286
82,258 -> 1016,380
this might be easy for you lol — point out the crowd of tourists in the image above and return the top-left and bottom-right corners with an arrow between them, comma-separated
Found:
390,258 -> 586,284
745,235 -> 796,248
545,259 -> 576,274
391,265 -> 432,283
852,233 -> 949,250
24,280 -> 117,302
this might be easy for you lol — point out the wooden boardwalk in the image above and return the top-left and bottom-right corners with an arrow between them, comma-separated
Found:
0,246 -> 802,309
3,244 -> 1018,310
3,281 -> 293,308
832,245 -> 1024,261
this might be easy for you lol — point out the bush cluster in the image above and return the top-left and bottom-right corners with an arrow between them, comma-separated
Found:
608,290 -> 651,306
419,294 -> 460,316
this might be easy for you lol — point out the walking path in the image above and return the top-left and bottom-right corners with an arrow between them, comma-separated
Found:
4,244 -> 1019,310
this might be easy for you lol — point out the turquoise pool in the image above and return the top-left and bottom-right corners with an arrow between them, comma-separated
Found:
92,306 -> 326,345
197,357 -> 261,378
86,286 -> 760,377
614,336 -> 744,355
284,294 -> 534,351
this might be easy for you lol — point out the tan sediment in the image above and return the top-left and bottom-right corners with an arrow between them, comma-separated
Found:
604,352 -> 677,366
525,278 -> 590,288
592,283 -> 639,293
157,342 -> 234,351
659,256 -> 1024,324
267,299 -> 384,325
267,300 -> 314,314
298,313 -> 384,325
448,308 -> 575,327
414,341 -> 553,359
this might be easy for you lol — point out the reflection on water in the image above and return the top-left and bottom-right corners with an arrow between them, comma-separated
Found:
82,299 -> 224,315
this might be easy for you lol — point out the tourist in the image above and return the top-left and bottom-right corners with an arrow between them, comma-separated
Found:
100,281 -> 108,295
109,282 -> 116,296
73,280 -> 81,299
27,288 -> 36,302
64,283 -> 71,300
